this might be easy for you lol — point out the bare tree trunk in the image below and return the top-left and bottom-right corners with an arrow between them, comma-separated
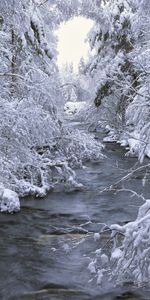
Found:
10,0 -> 17,97
116,95 -> 128,129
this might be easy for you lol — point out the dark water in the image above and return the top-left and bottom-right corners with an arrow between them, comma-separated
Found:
0,140 -> 150,300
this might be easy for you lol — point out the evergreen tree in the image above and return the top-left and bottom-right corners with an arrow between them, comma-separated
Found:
86,0 -> 139,129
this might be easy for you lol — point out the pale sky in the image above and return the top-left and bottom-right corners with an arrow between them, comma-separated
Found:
56,16 -> 94,72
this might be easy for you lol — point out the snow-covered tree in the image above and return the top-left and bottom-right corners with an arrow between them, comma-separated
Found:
80,0 -> 150,161
0,0 -> 104,212
83,0 -> 139,131
123,0 -> 150,161
78,57 -> 86,75
0,0 -> 67,211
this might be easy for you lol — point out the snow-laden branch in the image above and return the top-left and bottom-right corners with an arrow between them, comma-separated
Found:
37,0 -> 49,7
98,163 -> 150,195
0,72 -> 24,79
88,199 -> 150,287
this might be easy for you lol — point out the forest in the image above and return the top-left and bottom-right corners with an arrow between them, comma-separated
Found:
0,0 -> 150,299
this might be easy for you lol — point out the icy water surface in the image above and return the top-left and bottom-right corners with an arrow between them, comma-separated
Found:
0,139 -> 150,299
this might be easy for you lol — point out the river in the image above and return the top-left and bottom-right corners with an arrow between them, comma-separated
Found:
0,128 -> 150,300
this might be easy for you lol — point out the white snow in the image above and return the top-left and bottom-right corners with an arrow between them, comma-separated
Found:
95,248 -> 101,255
97,269 -> 105,285
111,248 -> 122,260
101,254 -> 108,265
94,232 -> 100,241
88,260 -> 96,274
64,101 -> 86,115
0,189 -> 20,213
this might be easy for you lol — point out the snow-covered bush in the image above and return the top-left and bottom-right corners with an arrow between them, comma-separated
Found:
110,200 -> 150,286
58,129 -> 104,168
0,188 -> 20,213
88,199 -> 150,287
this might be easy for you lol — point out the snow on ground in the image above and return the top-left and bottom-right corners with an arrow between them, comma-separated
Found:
64,101 -> 86,115
0,189 -> 20,213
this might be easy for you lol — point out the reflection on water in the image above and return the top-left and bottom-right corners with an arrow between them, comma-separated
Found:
0,141 -> 150,300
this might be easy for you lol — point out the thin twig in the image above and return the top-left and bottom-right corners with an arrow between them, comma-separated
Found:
99,163 -> 150,194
